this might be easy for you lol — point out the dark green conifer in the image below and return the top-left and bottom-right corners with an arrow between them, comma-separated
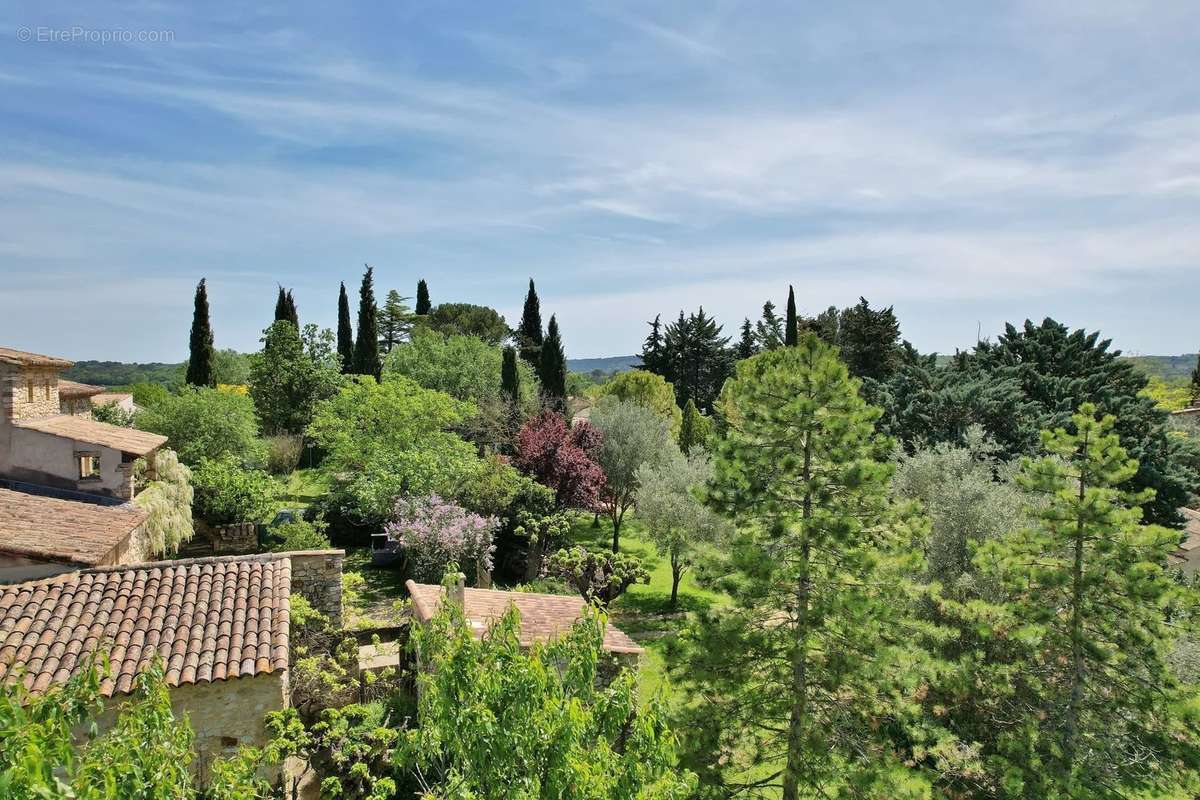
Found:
736,318 -> 757,360
415,279 -> 431,315
186,278 -> 216,387
336,281 -> 354,373
352,265 -> 381,378
518,279 -> 544,366
501,346 -> 521,405
538,314 -> 566,409
785,285 -> 799,346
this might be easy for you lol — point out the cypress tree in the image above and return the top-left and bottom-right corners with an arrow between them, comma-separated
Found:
285,289 -> 299,327
336,282 -> 354,373
678,398 -> 711,453
518,279 -> 544,366
352,265 -> 381,378
186,278 -> 216,387
274,286 -> 289,323
501,346 -> 521,405
1191,350 -> 1200,406
538,314 -> 567,409
785,285 -> 799,346
415,279 -> 431,315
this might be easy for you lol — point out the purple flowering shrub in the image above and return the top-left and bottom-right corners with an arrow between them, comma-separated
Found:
385,493 -> 498,583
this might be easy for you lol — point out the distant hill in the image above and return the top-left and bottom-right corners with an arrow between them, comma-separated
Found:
1124,355 -> 1198,382
63,360 -> 183,387
566,355 -> 639,375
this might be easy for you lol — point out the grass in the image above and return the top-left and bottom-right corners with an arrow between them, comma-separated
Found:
274,468 -> 328,510
342,546 -> 410,628
566,513 -> 725,702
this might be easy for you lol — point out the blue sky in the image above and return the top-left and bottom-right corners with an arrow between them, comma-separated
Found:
1,1 -> 1197,361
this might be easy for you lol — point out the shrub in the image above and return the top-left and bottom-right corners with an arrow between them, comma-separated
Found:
269,518 -> 331,552
133,448 -> 194,557
191,456 -> 276,526
265,434 -> 304,474
91,401 -> 137,428
136,385 -> 265,467
383,494 -> 497,583
543,545 -> 650,607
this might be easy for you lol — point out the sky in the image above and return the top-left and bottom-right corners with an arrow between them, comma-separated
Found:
1,1 -> 1197,361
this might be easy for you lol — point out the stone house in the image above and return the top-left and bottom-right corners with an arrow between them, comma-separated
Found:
0,485 -> 153,582
0,347 -> 166,501
57,380 -> 103,416
406,578 -> 643,663
0,549 -> 345,775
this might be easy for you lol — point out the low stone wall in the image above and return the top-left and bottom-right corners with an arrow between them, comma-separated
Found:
194,521 -> 259,555
289,549 -> 345,628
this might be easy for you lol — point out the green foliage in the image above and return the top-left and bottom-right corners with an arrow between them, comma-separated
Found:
384,327 -> 538,411
352,266 -> 382,378
269,518 -> 332,551
191,456 -> 276,525
377,288 -> 413,353
735,317 -> 757,360
415,278 -> 431,316
1141,375 -> 1195,411
544,545 -> 651,607
62,363 -> 180,389
0,657 -> 198,800
400,588 -> 695,799
517,277 -> 543,365
818,296 -> 903,382
249,320 -> 344,436
337,281 -> 355,374
590,398 -> 674,550
961,404 -> 1200,796
91,400 -> 136,427
677,398 -> 711,454
125,381 -> 172,408
137,385 -> 264,467
538,313 -> 567,407
264,433 -> 304,474
186,278 -> 215,388
635,446 -> 727,605
501,345 -> 520,405
678,334 -> 937,799
784,285 -> 799,346
662,307 -> 733,413
133,449 -> 194,556
596,369 -> 682,436
308,376 -> 484,528
425,302 -> 511,346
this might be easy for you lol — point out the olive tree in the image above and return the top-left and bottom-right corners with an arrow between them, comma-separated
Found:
589,398 -> 673,551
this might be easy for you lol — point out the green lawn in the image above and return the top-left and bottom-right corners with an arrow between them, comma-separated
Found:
274,468 -> 328,510
566,513 -> 725,702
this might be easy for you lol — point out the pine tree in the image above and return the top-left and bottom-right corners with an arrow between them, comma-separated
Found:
675,336 -> 931,798
377,289 -> 412,353
665,307 -> 732,413
755,301 -> 784,350
336,281 -> 354,374
969,404 -> 1199,794
838,297 -> 901,381
637,314 -> 668,378
518,279 -> 543,366
415,279 -> 431,315
735,318 -> 757,360
501,345 -> 521,405
352,265 -> 381,378
538,314 -> 566,410
784,285 -> 799,346
185,278 -> 216,387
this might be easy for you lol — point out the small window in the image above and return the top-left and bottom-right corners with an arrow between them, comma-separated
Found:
26,380 -> 33,402
78,453 -> 101,480
219,736 -> 239,749
44,380 -> 52,400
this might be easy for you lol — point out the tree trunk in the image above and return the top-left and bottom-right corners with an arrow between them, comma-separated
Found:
524,537 -> 544,582
670,553 -> 682,607
782,429 -> 814,800
611,512 -> 622,553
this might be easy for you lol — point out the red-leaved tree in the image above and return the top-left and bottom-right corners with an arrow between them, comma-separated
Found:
514,411 -> 605,511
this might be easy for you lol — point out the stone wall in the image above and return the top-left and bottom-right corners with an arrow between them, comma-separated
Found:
0,364 -> 62,423
289,549 -> 345,628
194,521 -> 259,555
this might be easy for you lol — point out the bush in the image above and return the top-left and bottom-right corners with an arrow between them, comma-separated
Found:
383,494 -> 497,584
133,449 -> 194,557
136,386 -> 265,467
91,401 -> 137,428
269,518 -> 332,552
265,434 -> 304,474
191,456 -> 276,526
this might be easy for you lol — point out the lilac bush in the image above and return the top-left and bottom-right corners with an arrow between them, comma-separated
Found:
384,493 -> 498,583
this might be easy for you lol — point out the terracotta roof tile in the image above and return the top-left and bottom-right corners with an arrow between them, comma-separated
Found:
0,347 -> 72,369
406,580 -> 642,655
0,554 -> 291,696
0,487 -> 148,565
56,380 -> 104,398
14,415 -> 166,455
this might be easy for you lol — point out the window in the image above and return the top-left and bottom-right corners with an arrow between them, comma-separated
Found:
77,453 -> 101,480
219,736 -> 239,749
26,380 -> 33,402
44,380 -> 52,400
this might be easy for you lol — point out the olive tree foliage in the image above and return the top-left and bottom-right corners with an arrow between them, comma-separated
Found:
132,448 -> 194,557
399,573 -> 696,800
595,369 -> 682,436
675,335 -> 940,800
890,425 -> 1025,599
589,397 -> 674,552
635,445 -> 728,605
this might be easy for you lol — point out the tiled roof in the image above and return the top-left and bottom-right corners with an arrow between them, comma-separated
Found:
57,380 -> 104,398
407,580 -> 643,655
91,392 -> 133,406
14,415 -> 166,455
0,486 -> 148,565
0,554 -> 291,696
0,347 -> 73,369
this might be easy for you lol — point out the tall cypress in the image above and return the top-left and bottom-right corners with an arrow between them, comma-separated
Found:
415,279 -> 431,315
352,265 -> 381,378
336,281 -> 354,373
274,286 -> 289,323
501,346 -> 521,405
518,278 -> 544,366
186,278 -> 215,387
538,314 -> 567,409
785,285 -> 799,346
285,290 -> 299,327
1191,351 -> 1200,406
